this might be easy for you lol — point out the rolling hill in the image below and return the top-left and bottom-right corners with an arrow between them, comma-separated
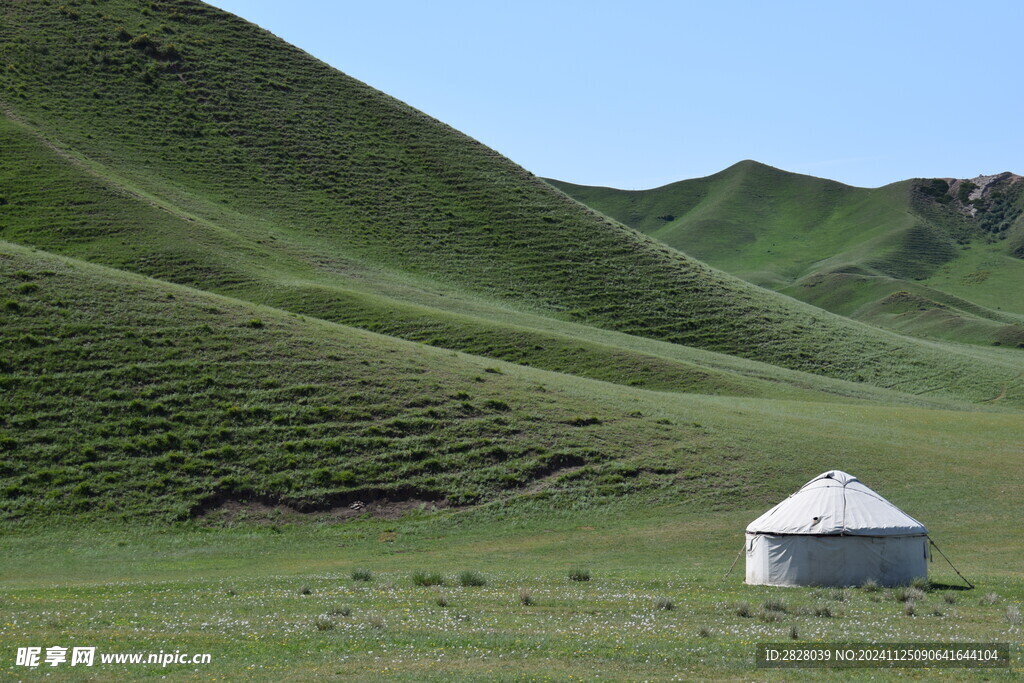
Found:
1,0 -> 1022,410
0,0 -> 1022,527
548,161 -> 1024,348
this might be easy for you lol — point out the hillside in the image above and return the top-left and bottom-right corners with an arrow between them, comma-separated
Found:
6,241 -> 1023,526
1,0 -> 1022,408
1,241 -> 690,522
549,162 -> 1024,348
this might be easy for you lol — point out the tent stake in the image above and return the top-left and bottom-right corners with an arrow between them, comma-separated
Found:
722,543 -> 744,580
928,537 -> 974,589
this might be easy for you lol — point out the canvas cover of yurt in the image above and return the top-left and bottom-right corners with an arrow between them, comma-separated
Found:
746,470 -> 928,587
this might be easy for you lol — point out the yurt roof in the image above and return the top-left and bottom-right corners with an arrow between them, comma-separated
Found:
746,470 -> 927,537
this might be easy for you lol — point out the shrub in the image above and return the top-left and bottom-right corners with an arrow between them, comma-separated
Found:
327,606 -> 352,617
789,625 -> 799,640
903,602 -> 916,617
1008,605 -> 1021,627
3,300 -> 19,311
411,571 -> 444,587
860,578 -> 879,592
653,597 -> 674,611
247,318 -> 263,328
567,568 -> 591,582
814,605 -> 832,618
435,592 -> 449,608
758,609 -> 782,623
298,585 -> 312,595
910,576 -> 931,592
762,598 -> 787,613
697,627 -> 712,638
518,589 -> 534,606
458,571 -> 487,587
313,616 -> 334,631
943,593 -> 957,605
895,587 -> 925,603
351,569 -> 372,582
734,602 -> 752,618
981,592 -> 999,605
830,588 -> 848,602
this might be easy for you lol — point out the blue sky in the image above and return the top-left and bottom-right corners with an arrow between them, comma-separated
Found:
208,1 -> 1022,190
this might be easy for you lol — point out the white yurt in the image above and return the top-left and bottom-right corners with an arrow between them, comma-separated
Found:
745,470 -> 928,587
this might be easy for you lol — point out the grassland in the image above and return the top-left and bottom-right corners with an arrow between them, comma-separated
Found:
549,162 -> 1024,348
1,505 -> 1021,680
2,1 -> 1023,678
1,0 -> 1022,406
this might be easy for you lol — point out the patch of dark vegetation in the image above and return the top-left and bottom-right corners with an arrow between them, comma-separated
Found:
458,571 -> 487,587
568,568 -> 591,582
916,178 -> 952,204
411,571 -> 445,587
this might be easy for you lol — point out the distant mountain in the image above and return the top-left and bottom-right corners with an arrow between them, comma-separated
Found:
548,162 -> 1024,347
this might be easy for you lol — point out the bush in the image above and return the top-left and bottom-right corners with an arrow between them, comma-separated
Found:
860,578 -> 879,592
247,318 -> 264,328
435,593 -> 449,608
653,597 -> 674,611
1007,605 -> 1021,627
943,593 -> 957,605
903,602 -> 916,617
814,605 -> 833,618
789,625 -> 799,640
411,571 -> 444,587
298,585 -> 312,595
351,569 -> 372,582
762,598 -> 787,613
734,602 -> 752,618
458,571 -> 486,587
981,592 -> 999,605
313,616 -> 334,631
567,568 -> 591,582
895,587 -> 925,603
830,588 -> 848,602
518,589 -> 534,606
327,606 -> 352,617
909,576 -> 931,592
697,627 -> 712,638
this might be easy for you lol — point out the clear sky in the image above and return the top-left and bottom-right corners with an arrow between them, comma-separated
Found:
207,1 -> 1022,190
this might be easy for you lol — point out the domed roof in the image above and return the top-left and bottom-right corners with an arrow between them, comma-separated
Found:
746,470 -> 927,536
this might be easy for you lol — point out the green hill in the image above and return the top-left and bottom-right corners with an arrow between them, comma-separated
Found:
0,240 -> 689,522
4,241 -> 1022,526
548,161 -> 1024,347
1,0 -> 1023,528
1,1 -> 1022,408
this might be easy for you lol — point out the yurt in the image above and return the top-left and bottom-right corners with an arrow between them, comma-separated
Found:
745,470 -> 928,587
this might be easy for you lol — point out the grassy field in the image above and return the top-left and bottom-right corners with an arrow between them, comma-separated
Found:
549,162 -> 1024,348
1,506 -> 1021,680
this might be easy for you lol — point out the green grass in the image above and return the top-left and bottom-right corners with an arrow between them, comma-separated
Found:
1,3 -> 1023,677
549,161 -> 1024,347
0,507 -> 1020,680
0,1 -> 1021,406
4,240 -> 1023,524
